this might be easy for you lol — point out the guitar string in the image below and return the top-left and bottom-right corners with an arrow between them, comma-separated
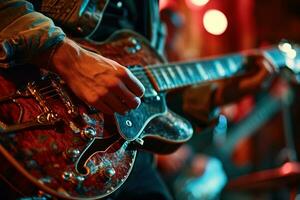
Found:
40,89 -> 58,96
123,47 -> 285,73
36,59 -> 239,94
122,53 -> 243,74
36,68 -> 222,96
38,85 -> 53,91
36,63 -> 231,94
128,62 -> 239,81
128,62 -> 236,74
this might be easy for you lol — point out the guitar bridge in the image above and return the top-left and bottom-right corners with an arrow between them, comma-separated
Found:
0,73 -> 77,133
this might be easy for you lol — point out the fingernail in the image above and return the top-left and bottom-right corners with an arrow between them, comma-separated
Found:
135,97 -> 141,108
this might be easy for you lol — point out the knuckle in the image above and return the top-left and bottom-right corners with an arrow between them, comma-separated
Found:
108,78 -> 121,90
97,89 -> 109,99
86,94 -> 99,105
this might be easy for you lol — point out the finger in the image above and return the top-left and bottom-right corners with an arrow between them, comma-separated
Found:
120,68 -> 145,97
99,76 -> 141,110
111,81 -> 141,109
103,93 -> 129,115
93,100 -> 114,115
240,61 -> 269,90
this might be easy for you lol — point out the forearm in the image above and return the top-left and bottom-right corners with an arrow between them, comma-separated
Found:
0,0 -> 65,68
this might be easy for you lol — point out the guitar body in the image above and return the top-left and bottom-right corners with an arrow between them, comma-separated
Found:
0,30 -> 193,199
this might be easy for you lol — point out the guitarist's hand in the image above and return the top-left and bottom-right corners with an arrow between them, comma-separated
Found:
183,51 -> 276,125
213,51 -> 276,105
40,38 -> 145,115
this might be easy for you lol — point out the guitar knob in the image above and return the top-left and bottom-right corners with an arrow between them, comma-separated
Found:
104,167 -> 115,179
81,127 -> 97,139
62,171 -> 73,181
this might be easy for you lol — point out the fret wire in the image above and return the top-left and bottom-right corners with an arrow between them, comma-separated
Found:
167,66 -> 177,85
180,65 -> 193,85
175,65 -> 187,84
186,66 -> 197,84
222,58 -> 231,77
170,64 -> 183,86
189,64 -> 202,84
204,60 -> 220,80
227,57 -> 238,74
195,63 -> 209,81
160,67 -> 173,89
150,68 -> 166,90
215,60 -> 226,78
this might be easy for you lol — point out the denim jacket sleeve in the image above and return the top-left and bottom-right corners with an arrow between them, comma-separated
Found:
0,0 -> 66,68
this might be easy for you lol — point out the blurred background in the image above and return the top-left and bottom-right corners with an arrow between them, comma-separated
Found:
156,0 -> 300,199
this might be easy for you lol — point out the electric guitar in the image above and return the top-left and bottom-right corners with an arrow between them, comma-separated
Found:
0,30 -> 298,199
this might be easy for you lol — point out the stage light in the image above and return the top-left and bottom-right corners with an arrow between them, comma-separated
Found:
190,0 -> 210,7
203,9 -> 228,35
185,0 -> 209,9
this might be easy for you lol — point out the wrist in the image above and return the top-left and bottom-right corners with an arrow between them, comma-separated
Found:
49,38 -> 82,72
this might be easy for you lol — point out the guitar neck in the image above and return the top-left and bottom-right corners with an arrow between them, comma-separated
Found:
130,46 -> 296,97
149,48 -> 289,92
148,54 -> 244,91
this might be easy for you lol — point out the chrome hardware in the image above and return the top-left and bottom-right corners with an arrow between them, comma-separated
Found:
156,95 -> 161,101
125,120 -> 132,127
125,37 -> 142,54
135,138 -> 144,145
38,177 -> 52,184
103,167 -> 116,179
81,126 -> 97,139
36,112 -> 59,124
62,171 -> 73,181
75,175 -> 85,182
69,121 -> 81,134
66,148 -> 81,159
83,112 -> 99,126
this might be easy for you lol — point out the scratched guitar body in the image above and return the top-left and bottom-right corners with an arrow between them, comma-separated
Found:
0,30 -> 193,199
0,30 -> 290,199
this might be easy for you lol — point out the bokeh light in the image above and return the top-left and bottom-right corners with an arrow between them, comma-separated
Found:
190,0 -> 210,7
186,0 -> 210,9
203,9 -> 228,35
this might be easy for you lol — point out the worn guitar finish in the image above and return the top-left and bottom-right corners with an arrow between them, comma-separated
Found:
0,30 -> 296,199
0,30 -> 193,199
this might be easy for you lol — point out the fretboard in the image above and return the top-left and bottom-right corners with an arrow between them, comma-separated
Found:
149,54 -> 244,91
131,46 -> 297,97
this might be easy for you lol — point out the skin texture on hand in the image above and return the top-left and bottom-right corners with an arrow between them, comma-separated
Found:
48,38 -> 145,115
